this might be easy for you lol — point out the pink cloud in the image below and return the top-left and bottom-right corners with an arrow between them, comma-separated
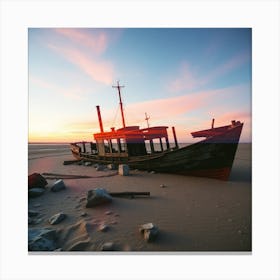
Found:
30,75 -> 86,100
168,63 -> 199,92
54,28 -> 108,55
48,44 -> 114,84
130,87 -> 233,118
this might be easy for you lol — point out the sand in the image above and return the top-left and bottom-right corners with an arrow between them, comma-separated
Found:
28,143 -> 251,252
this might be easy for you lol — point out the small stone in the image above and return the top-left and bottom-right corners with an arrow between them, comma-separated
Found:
107,163 -> 116,170
150,171 -> 155,174
75,204 -> 81,209
79,197 -> 86,203
101,242 -> 114,251
84,161 -> 92,166
160,184 -> 166,188
110,220 -> 118,225
51,179 -> 66,192
28,188 -> 45,198
80,212 -> 87,217
48,213 -> 66,225
105,211 -> 112,215
98,224 -> 109,232
96,165 -> 105,171
139,223 -> 155,233
139,223 -> 159,242
118,164 -> 129,176
85,188 -> 113,208
238,230 -> 242,235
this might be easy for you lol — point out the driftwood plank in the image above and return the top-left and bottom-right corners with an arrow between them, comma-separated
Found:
109,192 -> 150,197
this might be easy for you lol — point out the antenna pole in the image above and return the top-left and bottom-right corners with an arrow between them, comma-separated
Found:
113,81 -> 126,128
145,112 -> 150,128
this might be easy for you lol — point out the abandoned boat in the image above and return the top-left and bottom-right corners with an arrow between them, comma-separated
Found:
70,82 -> 243,180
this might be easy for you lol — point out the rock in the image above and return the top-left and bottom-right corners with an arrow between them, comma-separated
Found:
139,223 -> 159,242
28,188 -> 45,198
85,188 -> 113,208
118,164 -> 129,176
28,173 -> 48,189
48,213 -> 66,225
160,184 -> 166,188
84,161 -> 92,166
150,171 -> 155,174
28,228 -> 57,251
107,163 -> 116,170
98,224 -> 109,232
51,179 -> 66,192
96,164 -> 105,171
105,211 -> 112,215
80,212 -> 87,217
101,242 -> 115,251
79,197 -> 86,203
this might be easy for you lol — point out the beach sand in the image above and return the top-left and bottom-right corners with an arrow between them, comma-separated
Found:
28,143 -> 251,252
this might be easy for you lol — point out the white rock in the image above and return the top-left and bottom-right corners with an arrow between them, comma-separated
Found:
51,179 -> 66,192
48,212 -> 66,225
118,164 -> 129,176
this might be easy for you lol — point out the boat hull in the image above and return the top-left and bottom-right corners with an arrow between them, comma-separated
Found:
70,123 -> 243,180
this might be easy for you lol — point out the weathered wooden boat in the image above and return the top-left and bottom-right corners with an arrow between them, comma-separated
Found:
70,82 -> 243,180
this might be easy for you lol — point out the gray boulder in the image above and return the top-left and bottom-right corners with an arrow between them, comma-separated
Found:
48,212 -> 66,225
28,228 -> 57,251
85,188 -> 112,208
51,179 -> 66,192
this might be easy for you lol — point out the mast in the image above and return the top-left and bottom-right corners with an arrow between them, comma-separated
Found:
145,112 -> 150,128
112,81 -> 126,128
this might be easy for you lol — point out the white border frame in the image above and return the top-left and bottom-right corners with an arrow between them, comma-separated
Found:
1,1 -> 279,280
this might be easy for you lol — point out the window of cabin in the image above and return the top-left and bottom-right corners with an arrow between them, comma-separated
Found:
153,138 -> 162,152
111,139 -> 119,153
145,140 -> 151,154
120,138 -> 127,152
104,139 -> 110,153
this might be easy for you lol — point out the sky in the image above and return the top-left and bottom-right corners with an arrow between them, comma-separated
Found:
28,28 -> 252,143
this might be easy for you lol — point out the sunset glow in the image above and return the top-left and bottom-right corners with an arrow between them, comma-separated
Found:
29,28 -> 251,143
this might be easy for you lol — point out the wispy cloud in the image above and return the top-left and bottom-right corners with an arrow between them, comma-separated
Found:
54,28 -> 108,55
168,51 -> 251,93
200,51 -> 250,86
167,62 -> 199,92
125,87 -> 236,125
48,44 -> 114,85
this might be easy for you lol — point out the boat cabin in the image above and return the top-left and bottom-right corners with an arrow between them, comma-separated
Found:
94,125 -> 170,157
